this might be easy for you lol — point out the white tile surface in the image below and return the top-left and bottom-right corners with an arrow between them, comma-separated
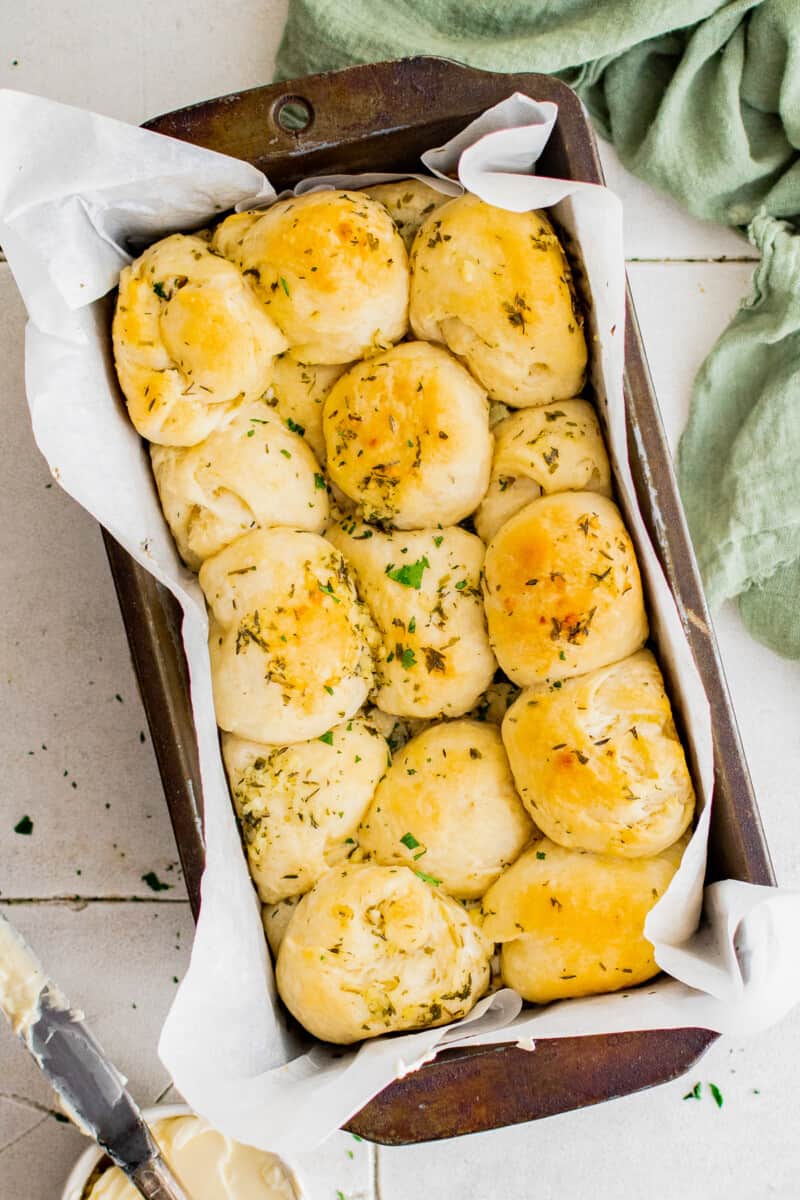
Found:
0,0 -> 288,126
0,268 -> 185,902
1,5 -> 799,1200
627,261 -> 756,451
598,140 -> 757,263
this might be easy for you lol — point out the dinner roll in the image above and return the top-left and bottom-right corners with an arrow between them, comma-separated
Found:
475,400 -> 611,543
364,179 -> 448,250
327,517 -> 496,718
265,353 -> 349,462
113,233 -> 287,445
410,196 -> 587,406
222,717 -> 387,903
481,836 -> 686,1003
200,529 -> 378,743
212,191 -> 409,364
359,720 -> 534,898
276,863 -> 490,1043
323,341 -> 492,527
150,402 -> 328,571
483,492 -> 647,686
502,651 -> 695,857
262,896 -> 302,958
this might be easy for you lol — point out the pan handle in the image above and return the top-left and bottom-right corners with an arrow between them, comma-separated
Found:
142,56 -> 587,178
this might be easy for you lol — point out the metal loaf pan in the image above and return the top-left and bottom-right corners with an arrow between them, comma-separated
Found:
102,56 -> 774,1144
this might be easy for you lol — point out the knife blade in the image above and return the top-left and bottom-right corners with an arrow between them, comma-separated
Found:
0,912 -> 190,1200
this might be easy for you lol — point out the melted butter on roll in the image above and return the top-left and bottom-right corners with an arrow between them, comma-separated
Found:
200,529 -> 378,744
323,341 -> 492,528
265,352 -> 349,462
150,402 -> 328,571
481,835 -> 686,1004
410,195 -> 587,407
475,399 -> 611,543
222,717 -> 388,902
502,650 -> 695,857
359,719 -> 534,899
276,863 -> 491,1043
113,233 -> 287,446
364,179 -> 449,251
327,516 -> 496,718
212,191 -> 409,364
483,492 -> 647,686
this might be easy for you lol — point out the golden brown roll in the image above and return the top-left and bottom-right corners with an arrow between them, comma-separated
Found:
322,341 -> 492,527
222,717 -> 388,903
481,836 -> 686,1003
199,529 -> 378,743
483,492 -> 648,686
276,863 -> 491,1043
364,179 -> 449,250
502,651 -> 695,857
150,402 -> 328,571
264,353 -> 349,463
475,400 -> 612,543
327,516 -> 496,718
113,233 -> 287,445
212,191 -> 409,364
409,196 -> 587,406
358,720 -> 534,899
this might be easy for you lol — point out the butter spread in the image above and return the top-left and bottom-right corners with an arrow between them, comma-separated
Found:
85,1116 -> 300,1200
0,915 -> 47,1036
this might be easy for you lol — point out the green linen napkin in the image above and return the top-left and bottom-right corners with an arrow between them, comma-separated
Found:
276,0 -> 800,657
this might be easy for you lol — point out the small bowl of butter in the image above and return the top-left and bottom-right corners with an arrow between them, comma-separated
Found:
61,1104 -> 303,1200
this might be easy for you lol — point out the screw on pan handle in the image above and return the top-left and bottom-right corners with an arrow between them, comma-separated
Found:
127,1156 -> 192,1200
272,94 -> 314,134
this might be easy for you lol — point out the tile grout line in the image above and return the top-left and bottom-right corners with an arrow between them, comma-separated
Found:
625,255 -> 758,264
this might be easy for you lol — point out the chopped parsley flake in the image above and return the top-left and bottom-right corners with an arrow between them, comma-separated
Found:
709,1083 -> 723,1108
280,448 -> 292,459
279,276 -> 291,297
401,647 -> 417,669
318,581 -> 340,603
142,871 -> 171,892
286,417 -> 305,435
400,832 -> 421,850
314,473 -> 326,489
386,556 -> 429,589
319,731 -> 334,744
415,869 -> 441,887
14,815 -> 33,835
683,1082 -> 702,1101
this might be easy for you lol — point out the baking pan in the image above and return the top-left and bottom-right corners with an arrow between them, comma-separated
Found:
101,56 -> 774,1144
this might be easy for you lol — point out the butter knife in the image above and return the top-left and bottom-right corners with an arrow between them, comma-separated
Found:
0,912 -> 190,1200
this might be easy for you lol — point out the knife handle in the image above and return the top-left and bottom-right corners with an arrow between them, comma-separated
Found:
127,1156 -> 191,1200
